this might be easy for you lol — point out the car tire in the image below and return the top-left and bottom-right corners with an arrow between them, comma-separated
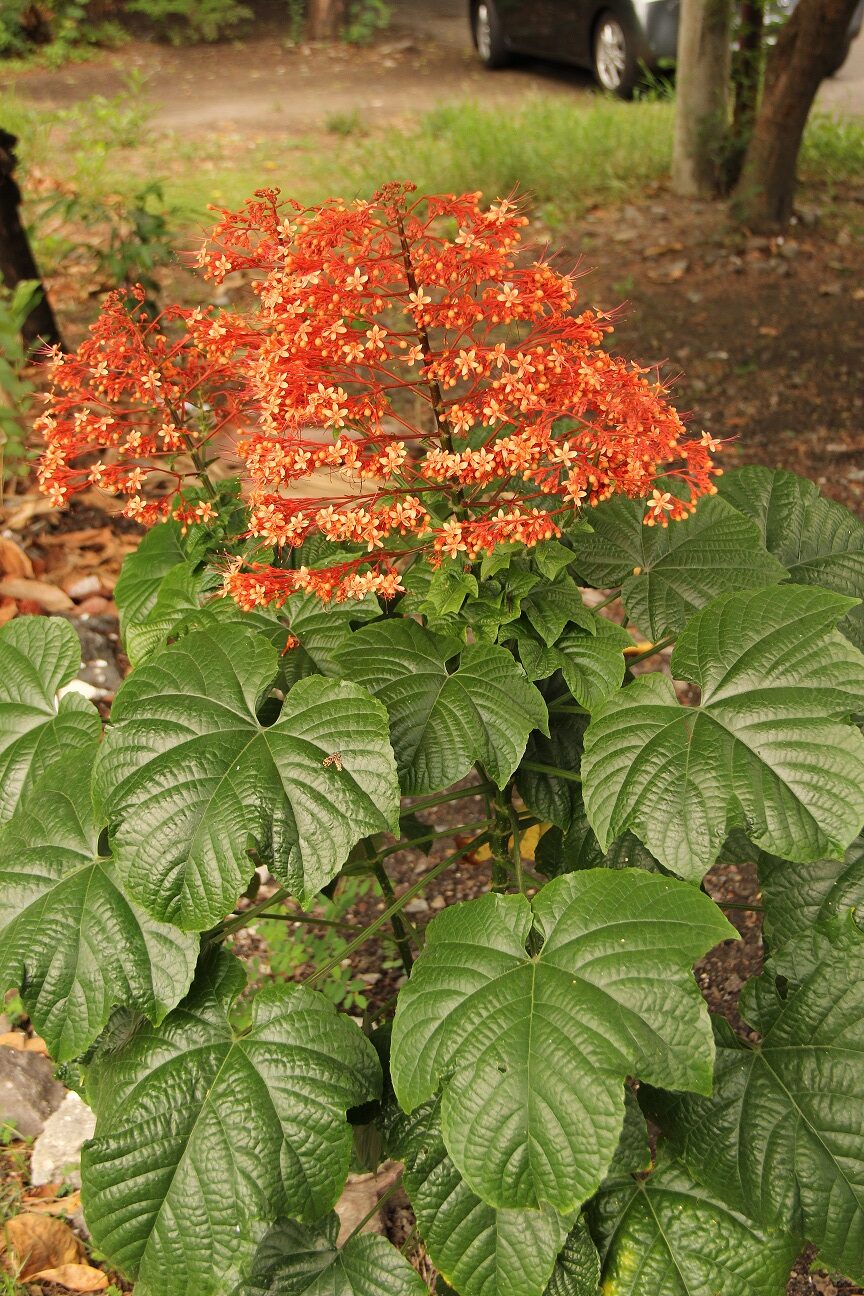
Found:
471,0 -> 509,69
592,10 -> 638,98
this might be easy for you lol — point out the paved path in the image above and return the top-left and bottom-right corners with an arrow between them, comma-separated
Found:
10,0 -> 863,134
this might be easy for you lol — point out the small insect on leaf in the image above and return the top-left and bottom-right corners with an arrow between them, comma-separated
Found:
323,752 -> 343,771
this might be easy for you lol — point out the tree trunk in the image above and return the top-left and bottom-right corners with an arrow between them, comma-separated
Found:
306,0 -> 343,40
733,0 -> 860,229
0,129 -> 63,353
672,0 -> 735,197
726,0 -> 764,187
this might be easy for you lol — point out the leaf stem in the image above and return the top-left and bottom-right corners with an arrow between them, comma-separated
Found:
216,886 -> 291,940
625,635 -> 676,667
519,760 -> 582,784
367,845 -> 415,977
376,818 -> 492,861
404,781 -> 496,814
252,911 -> 399,942
590,589 -> 622,611
304,830 -> 493,986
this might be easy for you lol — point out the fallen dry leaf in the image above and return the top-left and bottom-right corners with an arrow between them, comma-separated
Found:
0,577 -> 74,612
0,537 -> 34,579
1,1213 -> 86,1278
27,1263 -> 108,1291
0,1031 -> 26,1050
0,598 -> 17,625
1,496 -> 57,531
25,1035 -> 49,1055
22,1191 -> 82,1217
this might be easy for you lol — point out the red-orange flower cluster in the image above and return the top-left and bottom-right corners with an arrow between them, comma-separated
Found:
37,183 -> 721,605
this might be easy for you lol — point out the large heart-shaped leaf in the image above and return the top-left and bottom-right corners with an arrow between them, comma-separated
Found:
719,465 -> 864,647
390,870 -> 733,1213
245,1215 -> 426,1296
334,621 -> 548,794
0,749 -> 198,1063
0,616 -> 100,825
96,625 -> 400,928
570,493 -> 785,638
653,915 -> 864,1283
590,1147 -> 799,1296
82,952 -> 381,1296
583,586 -> 864,882
388,1099 -> 575,1296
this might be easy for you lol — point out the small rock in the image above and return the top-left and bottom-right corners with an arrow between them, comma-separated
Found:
777,239 -> 799,259
77,596 -> 111,617
31,1092 -> 96,1189
818,282 -> 843,296
403,898 -> 429,914
429,895 -> 447,910
0,1047 -> 65,1138
63,574 -> 101,600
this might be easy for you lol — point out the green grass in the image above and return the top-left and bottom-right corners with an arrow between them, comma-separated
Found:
1,80 -> 861,265
326,96 -> 677,223
800,111 -> 864,181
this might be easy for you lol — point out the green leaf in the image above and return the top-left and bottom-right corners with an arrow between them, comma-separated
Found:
516,713 -> 587,832
0,750 -> 198,1063
390,1099 -> 572,1296
532,540 -> 579,582
589,1148 -> 799,1296
520,575 -> 595,646
245,1215 -> 426,1296
81,952 -> 382,1296
335,620 -> 548,794
390,870 -> 733,1212
515,615 -> 631,712
124,560 -> 214,666
756,833 -> 864,956
114,520 -> 187,642
281,590 -> 381,682
718,464 -> 864,647
653,915 -> 864,1283
0,616 -> 100,825
583,585 -> 864,882
570,493 -> 785,638
96,625 -> 400,928
542,1218 -> 601,1296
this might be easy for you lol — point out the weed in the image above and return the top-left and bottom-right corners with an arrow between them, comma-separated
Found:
0,282 -> 40,492
325,109 -> 365,137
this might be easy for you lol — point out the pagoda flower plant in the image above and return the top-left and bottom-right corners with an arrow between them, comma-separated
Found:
0,183 -> 862,1296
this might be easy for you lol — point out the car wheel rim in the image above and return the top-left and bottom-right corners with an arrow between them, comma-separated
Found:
476,2 -> 493,60
595,17 -> 626,90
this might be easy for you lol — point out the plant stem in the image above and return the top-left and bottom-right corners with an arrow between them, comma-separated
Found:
404,781 -> 495,814
376,818 -> 491,861
625,635 -> 676,667
508,799 -> 525,894
519,760 -> 582,784
486,790 -> 512,893
216,886 -> 291,940
253,911 -> 398,942
368,848 -> 415,977
717,900 -> 764,912
305,830 -> 493,987
590,589 -> 622,611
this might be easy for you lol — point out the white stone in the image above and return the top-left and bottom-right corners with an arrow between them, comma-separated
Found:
31,1091 -> 96,1188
